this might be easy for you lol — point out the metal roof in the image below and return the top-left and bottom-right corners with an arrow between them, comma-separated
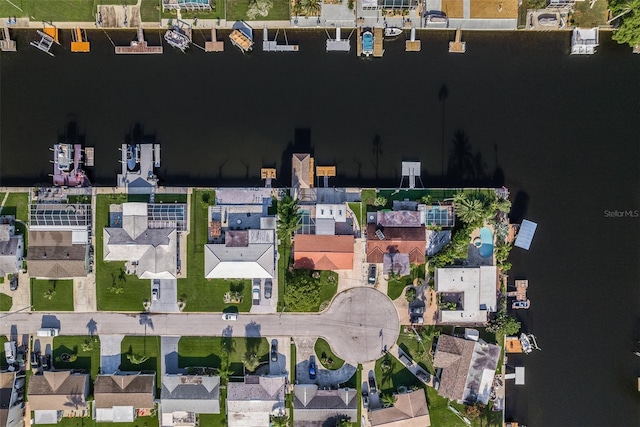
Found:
514,219 -> 537,250
30,204 -> 91,227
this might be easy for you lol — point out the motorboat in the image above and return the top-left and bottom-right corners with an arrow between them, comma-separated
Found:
384,27 -> 403,38
55,143 -> 72,172
126,144 -> 140,172
361,28 -> 374,56
230,21 -> 254,53
164,28 -> 190,52
519,333 -> 533,354
512,299 -> 530,309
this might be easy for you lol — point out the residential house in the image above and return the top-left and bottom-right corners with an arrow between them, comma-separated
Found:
28,203 -> 91,279
433,334 -> 501,405
103,202 -> 186,279
292,153 -> 314,190
368,390 -> 431,426
0,220 -> 23,277
205,230 -> 275,279
0,371 -> 25,427
27,371 -> 90,424
366,211 -> 426,268
227,375 -> 286,427
292,384 -> 357,426
293,235 -> 354,270
160,374 -> 220,426
434,266 -> 498,324
94,373 -> 156,423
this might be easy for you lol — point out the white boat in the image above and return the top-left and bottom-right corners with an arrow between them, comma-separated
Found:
361,28 -> 374,56
164,28 -> 190,52
384,27 -> 403,38
519,333 -> 532,354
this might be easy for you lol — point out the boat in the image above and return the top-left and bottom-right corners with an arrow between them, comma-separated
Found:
512,299 -> 530,309
361,28 -> 374,56
52,142 -> 89,187
230,21 -> 254,53
164,28 -> 190,52
519,333 -> 533,354
126,144 -> 140,172
384,27 -> 403,38
55,143 -> 72,172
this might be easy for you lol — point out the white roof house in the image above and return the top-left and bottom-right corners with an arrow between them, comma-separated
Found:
0,222 -> 23,277
227,375 -> 286,427
104,203 -> 177,279
204,230 -> 275,279
435,266 -> 498,323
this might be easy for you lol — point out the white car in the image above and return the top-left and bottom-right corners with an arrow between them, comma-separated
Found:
222,313 -> 238,321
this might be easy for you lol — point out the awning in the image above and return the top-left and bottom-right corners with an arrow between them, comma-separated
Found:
514,219 -> 537,250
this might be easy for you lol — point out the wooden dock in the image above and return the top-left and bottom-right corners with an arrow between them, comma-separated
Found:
71,27 -> 90,52
205,28 -> 224,52
356,27 -> 362,57
405,27 -> 421,52
449,28 -> 466,53
115,28 -> 163,54
85,147 -> 95,167
506,280 -> 528,301
0,27 -> 16,52
373,27 -> 384,57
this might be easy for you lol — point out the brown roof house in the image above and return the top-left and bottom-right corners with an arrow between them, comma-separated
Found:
27,371 -> 90,424
0,220 -> 23,277
366,224 -> 426,265
433,334 -> 501,405
292,384 -> 357,426
227,375 -> 286,427
104,203 -> 178,279
0,371 -> 25,427
368,390 -> 431,427
294,235 -> 354,270
292,153 -> 314,190
94,373 -> 156,423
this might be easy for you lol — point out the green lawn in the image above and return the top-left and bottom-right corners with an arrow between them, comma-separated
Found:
361,189 -> 376,205
225,0 -> 289,21
120,335 -> 161,394
0,192 -> 29,251
178,190 -> 251,313
375,353 -> 423,395
53,335 -> 101,380
95,194 -> 151,311
573,0 -> 609,26
347,202 -> 364,232
290,338 -> 296,379
141,0 -> 161,22
317,271 -> 338,311
178,336 -> 269,376
277,243 -> 290,311
30,279 -> 74,311
0,0 -> 143,21
396,325 -> 437,373
0,293 -> 12,311
0,336 -> 8,370
387,278 -> 408,300
314,337 -> 344,370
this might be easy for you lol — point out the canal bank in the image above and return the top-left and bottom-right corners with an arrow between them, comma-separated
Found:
1,28 -> 639,426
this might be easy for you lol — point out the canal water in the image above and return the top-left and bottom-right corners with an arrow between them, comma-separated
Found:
1,29 -> 639,425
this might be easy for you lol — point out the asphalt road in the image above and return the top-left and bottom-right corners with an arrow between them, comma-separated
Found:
1,288 -> 399,364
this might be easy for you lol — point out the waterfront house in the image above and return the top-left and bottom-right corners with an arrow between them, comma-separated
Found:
292,153 -> 314,190
433,334 -> 501,405
28,203 -> 91,279
0,371 -> 25,427
294,234 -> 354,270
366,224 -> 426,266
434,266 -> 498,324
205,229 -> 275,279
368,389 -> 431,426
0,220 -> 23,277
292,384 -> 358,426
94,373 -> 156,422
160,374 -> 221,425
226,375 -> 286,427
104,202 -> 187,279
27,371 -> 90,423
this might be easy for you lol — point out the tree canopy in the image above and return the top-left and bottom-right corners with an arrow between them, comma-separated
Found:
276,194 -> 301,246
284,269 -> 321,311
610,0 -> 640,48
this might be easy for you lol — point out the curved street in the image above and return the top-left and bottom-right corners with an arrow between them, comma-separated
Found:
1,287 -> 400,364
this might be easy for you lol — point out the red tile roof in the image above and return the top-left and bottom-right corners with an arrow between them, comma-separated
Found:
366,224 -> 426,264
294,235 -> 354,270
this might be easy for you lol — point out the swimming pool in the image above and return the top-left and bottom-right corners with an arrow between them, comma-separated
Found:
479,227 -> 494,258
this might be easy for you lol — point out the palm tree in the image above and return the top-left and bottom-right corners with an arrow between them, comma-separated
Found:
216,364 -> 234,384
336,416 -> 351,426
276,195 -> 301,246
455,197 -> 484,226
448,130 -> 474,180
381,393 -> 397,407
302,0 -> 322,16
242,353 -> 260,372
271,414 -> 289,427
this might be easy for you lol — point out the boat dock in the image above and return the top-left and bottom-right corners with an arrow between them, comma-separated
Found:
71,27 -> 90,52
85,147 -> 95,167
204,28 -> 224,52
326,27 -> 351,52
405,27 -> 421,52
0,27 -> 16,52
373,27 -> 384,57
30,30 -> 56,56
115,28 -> 163,54
261,168 -> 277,187
507,280 -> 528,300
117,143 -> 160,192
316,165 -> 336,187
165,20 -> 192,52
229,21 -> 254,53
262,26 -> 298,52
449,28 -> 466,53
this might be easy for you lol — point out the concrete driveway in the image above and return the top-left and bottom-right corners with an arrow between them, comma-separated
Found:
267,336 -> 289,376
161,335 -> 186,375
149,279 -> 179,313
100,335 -> 124,375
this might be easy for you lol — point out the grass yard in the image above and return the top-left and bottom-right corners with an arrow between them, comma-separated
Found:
387,276 -> 412,300
317,271 -> 338,311
225,0 -> 289,21
30,279 -> 74,311
0,293 -> 12,311
0,336 -> 7,370
95,194 -> 151,311
52,335 -> 101,380
0,192 -> 29,251
396,325 -> 437,373
375,353 -> 424,395
314,337 -> 345,370
277,243 -> 290,310
120,335 -> 161,393
347,202 -> 365,232
0,0 -> 143,21
140,0 -> 161,22
361,189 -> 376,205
290,338 -> 296,379
573,0 -> 609,26
178,336 -> 269,375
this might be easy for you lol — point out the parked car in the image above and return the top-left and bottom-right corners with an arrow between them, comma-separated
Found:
410,316 -> 424,324
368,374 -> 377,394
264,279 -> 272,299
252,282 -> 261,304
362,391 -> 369,409
222,313 -> 238,321
416,369 -> 431,383
309,360 -> 317,380
270,339 -> 278,362
151,280 -> 160,301
368,264 -> 377,285
9,275 -> 18,291
40,354 -> 50,370
409,305 -> 424,315
30,351 -> 40,367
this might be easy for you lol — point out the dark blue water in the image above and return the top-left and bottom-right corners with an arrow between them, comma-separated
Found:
1,28 -> 639,426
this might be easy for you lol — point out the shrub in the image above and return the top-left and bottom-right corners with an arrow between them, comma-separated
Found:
405,287 -> 416,303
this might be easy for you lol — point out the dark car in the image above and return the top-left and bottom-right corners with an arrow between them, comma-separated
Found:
368,375 -> 377,394
9,274 -> 18,291
362,391 -> 370,409
410,316 -> 424,324
264,279 -> 273,299
368,264 -> 377,285
270,339 -> 278,362
309,360 -> 317,380
30,351 -> 40,367
409,305 -> 424,315
40,354 -> 51,370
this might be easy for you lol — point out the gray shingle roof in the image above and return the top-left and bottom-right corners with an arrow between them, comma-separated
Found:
161,375 -> 220,414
